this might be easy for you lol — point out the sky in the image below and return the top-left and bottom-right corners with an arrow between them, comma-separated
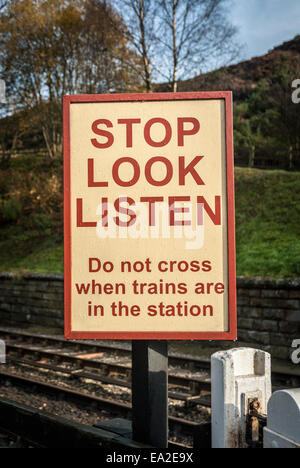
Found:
232,0 -> 300,60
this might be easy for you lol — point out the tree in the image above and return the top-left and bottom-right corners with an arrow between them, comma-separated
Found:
0,1 -> 8,11
0,0 -> 143,157
114,0 -> 157,92
116,0 -> 240,92
157,0 -> 240,92
248,65 -> 300,170
234,102 -> 265,168
0,114 -> 24,166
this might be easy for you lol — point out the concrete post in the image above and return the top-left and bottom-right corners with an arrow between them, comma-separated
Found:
264,389 -> 300,448
212,348 -> 272,448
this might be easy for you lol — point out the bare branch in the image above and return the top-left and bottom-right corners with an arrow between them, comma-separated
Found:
155,0 -> 241,91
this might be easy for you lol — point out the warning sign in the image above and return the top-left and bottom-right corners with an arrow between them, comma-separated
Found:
64,92 -> 237,340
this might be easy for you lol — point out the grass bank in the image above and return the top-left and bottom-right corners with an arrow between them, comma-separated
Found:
0,160 -> 299,278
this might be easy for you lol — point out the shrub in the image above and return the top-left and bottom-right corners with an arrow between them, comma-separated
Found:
1,199 -> 22,222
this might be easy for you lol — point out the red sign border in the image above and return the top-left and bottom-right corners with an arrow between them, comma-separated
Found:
63,91 -> 237,341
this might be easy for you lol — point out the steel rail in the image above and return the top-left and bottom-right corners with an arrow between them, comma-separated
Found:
0,369 -> 210,435
6,355 -> 210,406
0,327 -> 211,369
5,342 -> 211,392
2,328 -> 300,383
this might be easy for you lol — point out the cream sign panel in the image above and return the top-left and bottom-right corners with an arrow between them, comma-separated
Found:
64,92 -> 237,340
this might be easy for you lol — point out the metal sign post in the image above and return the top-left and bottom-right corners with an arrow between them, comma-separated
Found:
132,341 -> 168,448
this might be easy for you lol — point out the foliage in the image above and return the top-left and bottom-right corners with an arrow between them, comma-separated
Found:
234,62 -> 300,170
0,153 -> 64,273
156,0 -> 240,91
234,102 -> 264,168
0,0 -> 143,158
114,0 -> 240,92
0,199 -> 22,222
0,154 -> 63,231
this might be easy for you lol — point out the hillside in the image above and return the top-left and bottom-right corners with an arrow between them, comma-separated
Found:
0,37 -> 300,278
158,35 -> 300,100
235,168 -> 300,278
0,157 -> 299,278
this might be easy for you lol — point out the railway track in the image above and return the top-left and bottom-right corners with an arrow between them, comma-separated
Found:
1,327 -> 299,388
4,342 -> 211,396
0,327 -> 212,395
0,368 -> 204,436
0,326 -> 298,448
4,354 -> 212,406
0,327 -> 213,447
0,327 -> 211,370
